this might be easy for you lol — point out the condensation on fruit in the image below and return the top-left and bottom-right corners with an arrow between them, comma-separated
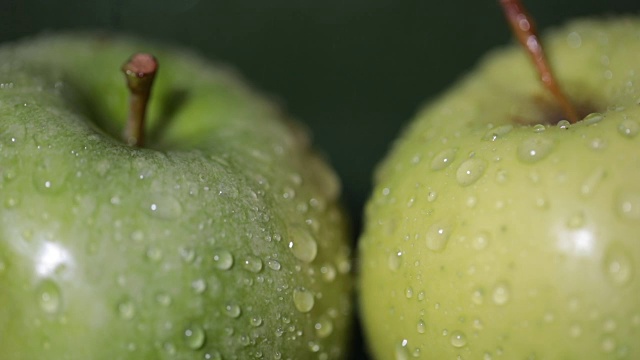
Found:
618,119 -> 640,138
603,242 -> 633,286
212,249 -> 234,270
492,281 -> 511,306
287,225 -> 318,263
517,136 -> 554,163
482,124 -> 513,141
36,278 -> 62,314
430,148 -> 457,171
425,221 -> 453,251
456,158 -> 487,186
293,287 -> 315,313
615,188 -> 640,220
581,167 -> 606,197
388,250 -> 403,271
147,194 -> 183,219
224,303 -> 241,318
183,322 -> 206,350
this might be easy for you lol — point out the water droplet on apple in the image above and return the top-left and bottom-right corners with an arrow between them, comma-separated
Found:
617,119 -> 640,138
212,249 -> 234,270
416,320 -> 426,334
118,299 -> 136,319
388,250 -> 403,271
456,158 -> 487,186
567,31 -> 582,48
36,279 -> 62,314
614,188 -> 640,220
179,246 -> 195,263
473,231 -> 491,250
557,120 -> 571,129
404,287 -> 414,299
313,315 -> 333,338
492,282 -> 511,305
394,340 -> 410,360
601,337 -> 616,353
603,243 -> 633,286
471,288 -> 484,305
320,263 -> 337,282
517,136 -> 554,163
147,195 -> 183,219
224,303 -> 241,318
242,256 -> 263,273
287,226 -> 318,263
483,124 -> 513,141
450,330 -> 467,347
425,221 -> 453,251
431,148 -> 457,170
267,258 -> 281,271
293,287 -> 315,313
532,124 -> 546,133
581,167 -> 606,197
427,191 -> 438,202
583,112 -> 604,125
588,137 -> 607,151
183,323 -> 206,350
191,278 -> 207,294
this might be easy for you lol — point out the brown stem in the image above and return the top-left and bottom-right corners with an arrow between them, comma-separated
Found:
122,53 -> 158,147
500,0 -> 579,124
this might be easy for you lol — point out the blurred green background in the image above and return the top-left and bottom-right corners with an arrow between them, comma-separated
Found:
1,0 -> 638,357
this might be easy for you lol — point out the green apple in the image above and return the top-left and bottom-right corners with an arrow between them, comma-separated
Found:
0,33 -> 353,359
359,17 -> 640,359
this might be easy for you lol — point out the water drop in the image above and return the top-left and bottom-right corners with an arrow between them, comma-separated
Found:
483,125 -> 513,141
405,287 -> 414,299
147,195 -> 183,219
204,350 -> 222,360
425,221 -> 453,251
431,148 -> 457,170
224,303 -> 241,318
517,136 -> 554,163
417,320 -> 426,334
603,243 -> 633,286
601,337 -> 616,353
267,259 -> 281,271
450,331 -> 467,348
394,340 -> 410,360
191,278 -> 207,294
567,31 -> 582,48
471,288 -> 484,305
242,256 -> 263,273
492,282 -> 511,305
212,250 -> 234,270
183,323 -> 206,350
293,287 -> 315,313
118,299 -> 136,319
288,226 -> 318,263
583,112 -> 604,125
557,120 -> 571,129
320,263 -> 337,282
472,231 -> 491,250
250,315 -> 263,327
388,250 -> 403,271
618,119 -> 640,138
615,188 -> 640,220
456,158 -> 487,186
315,315 -> 334,338
532,124 -> 546,132
427,191 -> 438,202
569,323 -> 582,338
36,279 -> 62,314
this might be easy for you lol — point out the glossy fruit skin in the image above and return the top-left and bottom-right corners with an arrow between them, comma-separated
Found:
0,34 -> 352,359
359,18 -> 640,359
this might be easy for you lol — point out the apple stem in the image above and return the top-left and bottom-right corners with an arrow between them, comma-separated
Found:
499,0 -> 579,124
122,53 -> 158,147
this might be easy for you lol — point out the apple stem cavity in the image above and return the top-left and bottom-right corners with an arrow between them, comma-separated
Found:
122,53 -> 158,147
500,0 -> 580,124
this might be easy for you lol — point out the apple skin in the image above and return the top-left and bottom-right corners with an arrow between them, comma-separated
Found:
0,33 -> 352,359
359,17 -> 640,359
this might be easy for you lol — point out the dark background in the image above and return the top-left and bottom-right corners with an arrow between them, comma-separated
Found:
2,1 -> 638,357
